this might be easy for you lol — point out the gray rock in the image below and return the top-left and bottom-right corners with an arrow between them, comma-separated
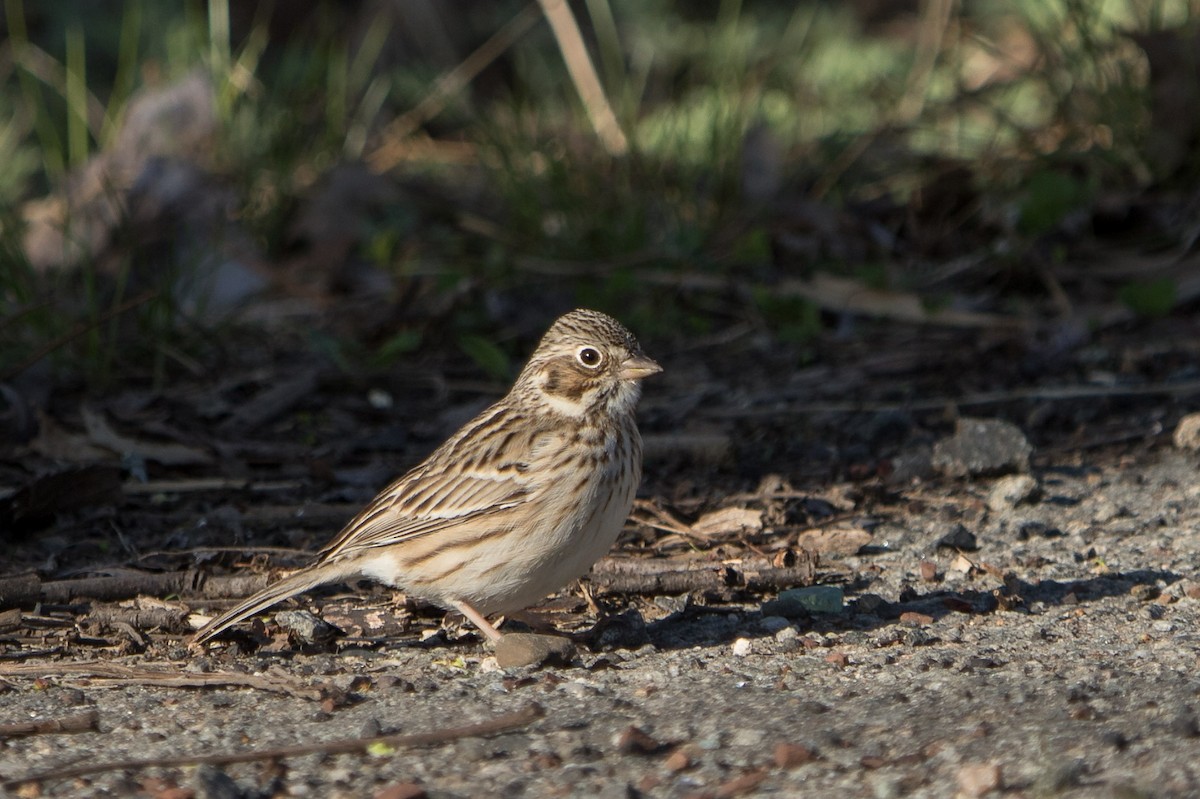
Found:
763,586 -> 844,617
1173,413 -> 1200,450
494,633 -> 576,668
937,524 -> 979,551
274,610 -> 341,644
987,474 -> 1040,511
932,417 -> 1032,477
193,765 -> 244,799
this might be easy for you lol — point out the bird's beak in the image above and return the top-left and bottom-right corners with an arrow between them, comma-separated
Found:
619,353 -> 663,381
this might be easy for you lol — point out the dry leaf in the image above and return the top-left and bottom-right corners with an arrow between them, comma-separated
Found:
689,507 -> 764,538
82,405 -> 212,465
794,527 -> 872,555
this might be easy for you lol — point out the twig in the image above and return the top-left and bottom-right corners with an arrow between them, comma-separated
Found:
4,703 -> 544,788
0,709 -> 100,739
0,662 -> 321,700
536,0 -> 628,155
121,478 -> 307,495
1,289 -> 159,382
86,604 -> 190,633
0,570 -> 271,607
368,3 -> 543,172
587,555 -> 818,596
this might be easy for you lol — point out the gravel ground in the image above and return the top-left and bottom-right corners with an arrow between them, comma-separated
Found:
3,447 -> 1200,798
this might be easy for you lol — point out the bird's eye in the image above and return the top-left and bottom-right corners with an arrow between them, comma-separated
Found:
576,346 -> 603,368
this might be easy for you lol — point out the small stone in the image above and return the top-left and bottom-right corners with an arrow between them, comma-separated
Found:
887,447 -> 935,484
1032,759 -> 1085,794
1017,521 -> 1063,539
731,728 -> 765,748
763,586 -> 844,617
918,561 -> 939,582
1169,713 -> 1200,738
949,554 -> 975,573
1173,413 -> 1200,450
274,610 -> 341,644
663,746 -> 695,773
824,652 -> 849,668
774,626 -> 799,643
1091,498 -> 1120,524
856,593 -> 885,613
986,474 -> 1040,512
374,784 -> 427,799
185,657 -> 215,674
616,725 -> 663,755
931,417 -> 1032,478
902,628 -> 936,647
773,741 -> 817,768
193,765 -> 241,799
494,633 -> 576,669
956,762 -> 1002,796
1130,584 -> 1159,602
731,638 -> 752,657
759,615 -> 790,634
937,524 -> 979,551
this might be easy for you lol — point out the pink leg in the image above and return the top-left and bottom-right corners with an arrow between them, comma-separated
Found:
450,599 -> 503,642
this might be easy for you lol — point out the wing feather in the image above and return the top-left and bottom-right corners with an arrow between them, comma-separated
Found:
317,404 -> 543,562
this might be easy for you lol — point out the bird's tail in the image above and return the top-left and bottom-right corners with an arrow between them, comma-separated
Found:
192,562 -> 355,644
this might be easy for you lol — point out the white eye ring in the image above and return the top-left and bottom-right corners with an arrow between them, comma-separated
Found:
576,346 -> 604,368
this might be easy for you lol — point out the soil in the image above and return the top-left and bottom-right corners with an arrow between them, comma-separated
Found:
2,313 -> 1200,798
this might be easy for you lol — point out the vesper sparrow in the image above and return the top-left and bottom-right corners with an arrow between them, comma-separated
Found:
193,309 -> 661,645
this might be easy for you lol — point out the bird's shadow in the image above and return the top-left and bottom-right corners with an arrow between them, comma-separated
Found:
586,568 -> 1183,654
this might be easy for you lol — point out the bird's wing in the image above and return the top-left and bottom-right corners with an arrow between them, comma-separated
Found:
317,406 -> 542,561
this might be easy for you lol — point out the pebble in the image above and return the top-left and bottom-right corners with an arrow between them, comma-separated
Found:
762,586 -> 845,617
759,615 -> 791,634
374,783 -> 427,799
193,765 -> 242,799
986,474 -> 1040,511
937,524 -> 979,551
731,728 -> 765,747
615,725 -> 662,754
931,417 -> 1032,477
274,610 -> 341,644
956,762 -> 1002,796
773,741 -> 817,768
1173,412 -> 1200,450
919,560 -> 939,582
494,633 -> 576,669
663,747 -> 694,773
731,638 -> 752,657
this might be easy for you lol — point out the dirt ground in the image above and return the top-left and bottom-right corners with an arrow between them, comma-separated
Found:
2,313 -> 1200,798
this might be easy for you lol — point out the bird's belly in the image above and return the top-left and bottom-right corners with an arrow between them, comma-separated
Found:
399,477 -> 634,615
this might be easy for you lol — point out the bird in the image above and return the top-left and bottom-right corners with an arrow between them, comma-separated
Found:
193,309 -> 661,645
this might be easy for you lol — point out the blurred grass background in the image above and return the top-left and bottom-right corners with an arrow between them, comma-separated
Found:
1,0 -> 1197,383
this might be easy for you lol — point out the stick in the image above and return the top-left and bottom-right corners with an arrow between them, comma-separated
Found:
586,556 -> 818,596
1,290 -> 159,381
0,709 -> 100,739
0,662 -> 321,700
536,0 -> 628,155
0,571 -> 271,607
4,703 -> 543,788
368,3 -> 543,172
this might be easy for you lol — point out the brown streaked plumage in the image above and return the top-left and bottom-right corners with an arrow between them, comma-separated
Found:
193,309 -> 661,645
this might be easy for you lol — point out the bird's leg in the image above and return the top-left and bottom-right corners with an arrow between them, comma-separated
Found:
450,599 -> 504,642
